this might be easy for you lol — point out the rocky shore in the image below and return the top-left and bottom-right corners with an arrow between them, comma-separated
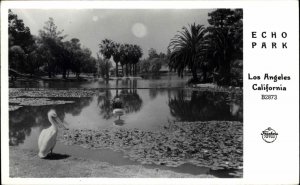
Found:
58,121 -> 243,177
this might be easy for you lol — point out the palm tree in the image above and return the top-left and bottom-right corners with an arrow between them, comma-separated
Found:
112,42 -> 122,77
121,44 -> 131,76
119,89 -> 142,113
205,27 -> 235,85
205,9 -> 243,85
99,39 -> 114,60
119,44 -> 127,76
168,23 -> 207,81
99,39 -> 114,78
127,44 -> 134,76
132,45 -> 143,76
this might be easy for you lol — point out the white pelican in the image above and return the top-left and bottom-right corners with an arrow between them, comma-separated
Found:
38,109 -> 66,158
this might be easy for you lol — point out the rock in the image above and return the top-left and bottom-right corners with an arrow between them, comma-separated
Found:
58,120 -> 243,171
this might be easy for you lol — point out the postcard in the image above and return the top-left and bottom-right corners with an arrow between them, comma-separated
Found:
1,1 -> 299,185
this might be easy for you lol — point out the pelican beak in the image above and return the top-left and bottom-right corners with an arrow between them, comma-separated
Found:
55,117 -> 67,129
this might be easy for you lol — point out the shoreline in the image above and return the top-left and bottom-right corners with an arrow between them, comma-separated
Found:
9,146 -> 214,178
9,120 -> 243,178
8,85 -> 243,178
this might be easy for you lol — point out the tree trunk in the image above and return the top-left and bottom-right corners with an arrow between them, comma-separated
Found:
106,69 -> 109,80
116,79 -> 119,93
47,63 -> 52,78
203,68 -> 207,82
115,62 -> 119,77
219,60 -> 230,85
62,68 -> 66,79
192,68 -> 197,81
129,80 -> 132,92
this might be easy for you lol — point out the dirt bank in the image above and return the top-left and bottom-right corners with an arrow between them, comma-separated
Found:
9,146 -> 213,178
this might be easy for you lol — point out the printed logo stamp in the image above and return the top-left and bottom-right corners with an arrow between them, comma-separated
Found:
261,127 -> 278,143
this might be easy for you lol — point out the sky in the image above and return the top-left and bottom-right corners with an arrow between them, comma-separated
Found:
12,9 -> 213,58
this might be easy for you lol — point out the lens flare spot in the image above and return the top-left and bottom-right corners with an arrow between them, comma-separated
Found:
131,23 -> 147,38
92,16 -> 98,22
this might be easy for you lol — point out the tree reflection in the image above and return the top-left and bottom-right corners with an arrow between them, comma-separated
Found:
97,90 -> 113,119
149,88 -> 174,100
168,90 -> 242,122
9,97 -> 93,146
58,98 -> 93,117
9,128 -> 30,146
9,107 -> 49,146
228,93 -> 243,120
149,88 -> 158,99
119,79 -> 142,113
97,80 -> 143,119
119,89 -> 142,113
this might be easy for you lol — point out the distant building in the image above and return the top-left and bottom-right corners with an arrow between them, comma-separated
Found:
160,64 -> 170,73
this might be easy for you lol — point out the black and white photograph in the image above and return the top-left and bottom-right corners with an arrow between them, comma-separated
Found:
2,1 -> 300,185
6,7 -> 243,178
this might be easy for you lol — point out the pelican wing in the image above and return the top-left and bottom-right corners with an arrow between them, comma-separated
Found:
38,127 -> 58,158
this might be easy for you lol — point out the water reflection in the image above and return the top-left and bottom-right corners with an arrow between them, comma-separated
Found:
9,127 -> 30,146
114,119 -> 125,126
9,97 -> 93,146
120,90 -> 142,114
168,90 -> 242,122
10,74 -> 190,89
9,88 -> 242,146
97,80 -> 142,119
149,88 -> 172,100
97,91 -> 113,119
119,80 -> 142,114
58,98 -> 93,117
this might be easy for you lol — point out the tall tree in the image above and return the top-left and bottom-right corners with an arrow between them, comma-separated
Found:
148,48 -> 159,59
99,39 -> 114,60
68,38 -> 82,77
119,44 -> 127,76
9,46 -> 26,71
8,10 -> 36,74
206,9 -> 243,85
112,42 -> 122,77
99,39 -> 114,78
38,17 -> 66,78
131,45 -> 143,75
8,10 -> 35,52
168,23 -> 207,80
121,44 -> 131,76
98,57 -> 112,80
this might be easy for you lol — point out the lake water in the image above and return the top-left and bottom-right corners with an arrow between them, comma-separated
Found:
9,75 -> 243,177
10,74 -> 190,89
